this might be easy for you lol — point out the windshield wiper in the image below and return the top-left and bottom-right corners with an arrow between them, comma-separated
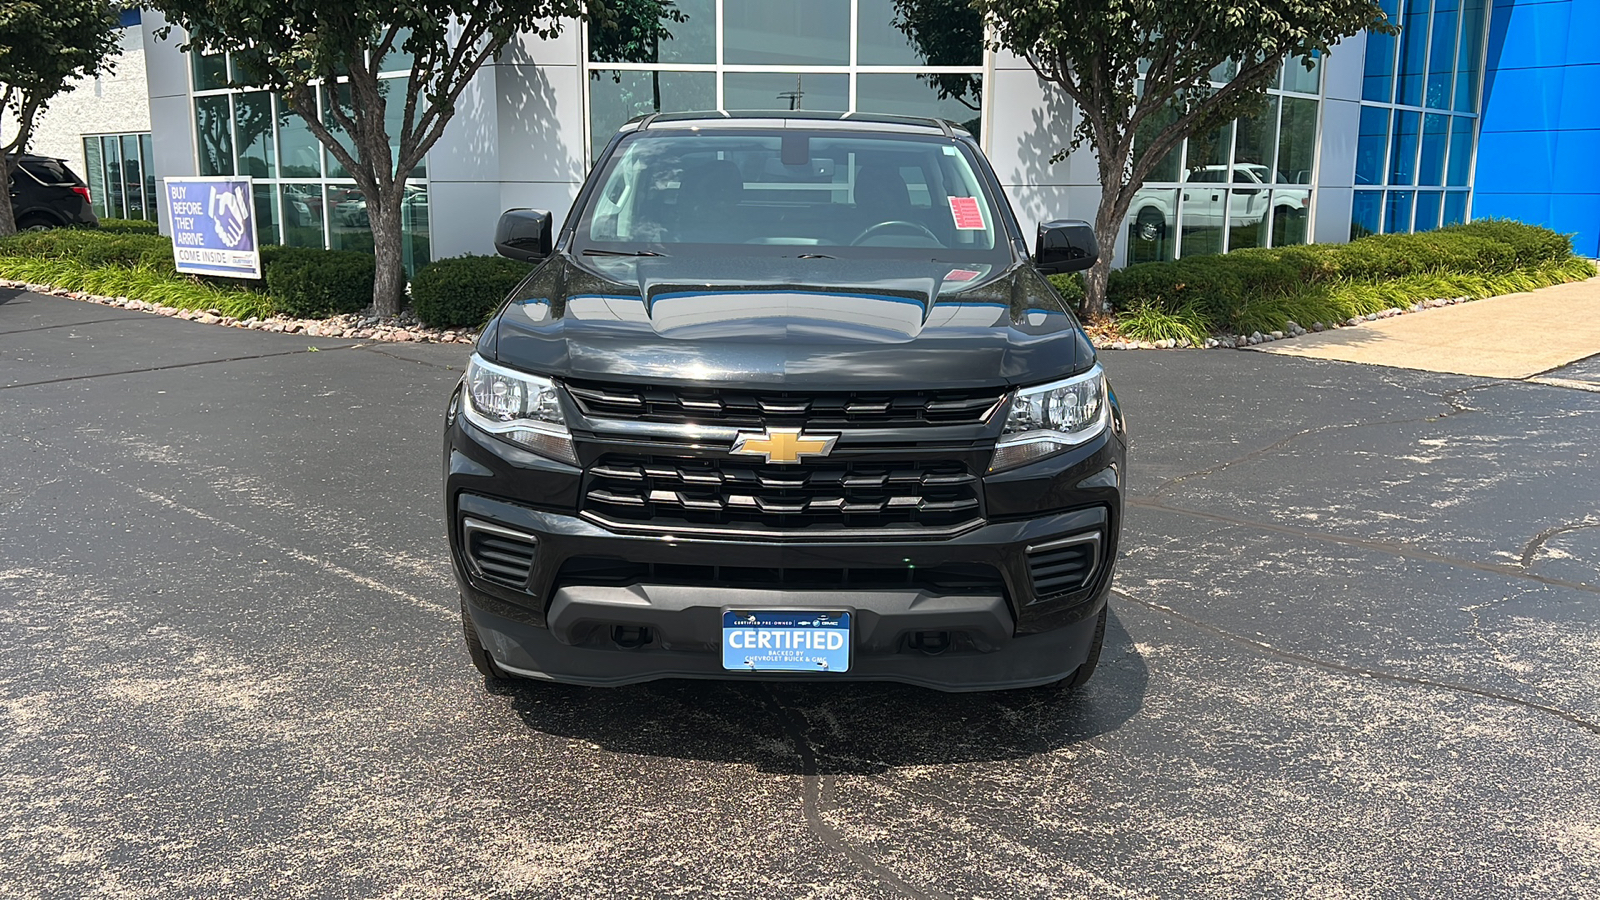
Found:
795,253 -> 835,259
582,248 -> 666,257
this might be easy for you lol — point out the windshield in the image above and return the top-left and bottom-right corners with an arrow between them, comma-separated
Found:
573,129 -> 1013,263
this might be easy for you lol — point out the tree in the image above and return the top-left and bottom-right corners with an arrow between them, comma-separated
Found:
892,0 -> 983,114
972,0 -> 1392,317
153,0 -> 589,317
587,0 -> 687,112
0,1 -> 121,235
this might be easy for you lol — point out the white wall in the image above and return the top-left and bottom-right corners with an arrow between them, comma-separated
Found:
141,11 -> 197,235
427,24 -> 590,259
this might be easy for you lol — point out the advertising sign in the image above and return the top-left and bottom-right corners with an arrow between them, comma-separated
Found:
164,177 -> 261,279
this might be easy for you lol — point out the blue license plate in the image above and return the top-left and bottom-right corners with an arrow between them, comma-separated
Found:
721,610 -> 851,673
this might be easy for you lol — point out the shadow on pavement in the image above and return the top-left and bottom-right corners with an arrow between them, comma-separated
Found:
496,610 -> 1147,775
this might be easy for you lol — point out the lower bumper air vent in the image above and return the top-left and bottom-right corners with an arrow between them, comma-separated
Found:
1025,532 -> 1101,602
463,518 -> 538,590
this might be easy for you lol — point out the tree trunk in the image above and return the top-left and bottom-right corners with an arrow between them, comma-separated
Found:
0,171 -> 17,237
1081,183 -> 1128,320
368,191 -> 407,318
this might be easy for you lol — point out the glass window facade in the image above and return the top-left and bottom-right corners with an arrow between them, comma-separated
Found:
81,133 -> 157,221
585,0 -> 985,162
1352,0 -> 1484,239
1123,57 -> 1321,264
189,53 -> 430,273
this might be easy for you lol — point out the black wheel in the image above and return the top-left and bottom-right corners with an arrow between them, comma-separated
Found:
460,597 -> 508,683
1272,208 -> 1302,245
1035,603 -> 1107,692
1133,208 -> 1165,243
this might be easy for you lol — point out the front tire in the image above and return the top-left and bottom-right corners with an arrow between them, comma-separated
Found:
460,597 -> 508,683
1035,604 -> 1108,693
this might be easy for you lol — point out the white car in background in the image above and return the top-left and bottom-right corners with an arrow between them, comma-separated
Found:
1129,164 -> 1308,250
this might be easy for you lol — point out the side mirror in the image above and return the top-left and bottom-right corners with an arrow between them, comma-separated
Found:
1035,219 -> 1098,274
495,209 -> 553,261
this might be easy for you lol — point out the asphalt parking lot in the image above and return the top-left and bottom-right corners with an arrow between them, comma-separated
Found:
3,285 -> 1598,899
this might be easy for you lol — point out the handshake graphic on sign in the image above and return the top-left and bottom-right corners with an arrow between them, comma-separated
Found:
208,184 -> 251,249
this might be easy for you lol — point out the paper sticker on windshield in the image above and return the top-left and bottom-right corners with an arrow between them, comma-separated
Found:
949,196 -> 985,230
944,268 -> 981,282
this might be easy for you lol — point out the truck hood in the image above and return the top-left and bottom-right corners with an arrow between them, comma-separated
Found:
487,253 -> 1092,390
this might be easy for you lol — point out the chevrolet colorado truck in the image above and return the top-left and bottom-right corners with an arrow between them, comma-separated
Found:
444,111 -> 1126,692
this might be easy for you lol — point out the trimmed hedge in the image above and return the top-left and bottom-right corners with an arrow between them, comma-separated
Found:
0,229 -> 377,319
1106,219 -> 1585,334
263,246 -> 376,318
97,218 -> 162,235
411,255 -> 533,328
0,230 -> 175,270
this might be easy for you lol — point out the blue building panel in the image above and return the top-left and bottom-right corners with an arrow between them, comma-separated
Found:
1479,65 -> 1565,131
1488,0 -> 1574,70
1567,1 -> 1600,65
1550,192 -> 1600,256
1472,0 -> 1600,257
1557,64 -> 1600,129
1472,131 -> 1557,193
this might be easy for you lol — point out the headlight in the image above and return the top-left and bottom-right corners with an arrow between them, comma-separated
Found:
990,365 -> 1109,471
460,354 -> 577,465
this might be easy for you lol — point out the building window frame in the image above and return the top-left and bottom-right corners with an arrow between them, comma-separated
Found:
81,132 -> 157,222
579,0 -> 988,163
1120,56 -> 1327,265
1352,0 -> 1490,239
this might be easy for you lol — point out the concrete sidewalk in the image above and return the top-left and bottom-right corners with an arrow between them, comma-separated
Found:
1251,275 -> 1600,380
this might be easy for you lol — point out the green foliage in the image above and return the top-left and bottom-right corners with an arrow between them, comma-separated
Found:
588,0 -> 689,69
1117,300 -> 1210,347
1445,218 -> 1575,267
96,218 -> 162,235
263,247 -> 376,318
0,229 -> 174,269
891,0 -> 983,115
1046,271 -> 1086,306
1107,222 -> 1593,340
411,255 -> 533,329
0,256 -> 272,318
0,228 -> 401,319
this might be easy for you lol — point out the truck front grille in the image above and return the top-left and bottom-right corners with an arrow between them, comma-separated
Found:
582,454 -> 982,536
566,381 -> 1005,428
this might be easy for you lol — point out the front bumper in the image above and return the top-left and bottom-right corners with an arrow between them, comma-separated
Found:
444,393 -> 1125,690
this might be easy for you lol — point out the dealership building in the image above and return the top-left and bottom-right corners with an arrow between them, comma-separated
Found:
16,0 -> 1600,267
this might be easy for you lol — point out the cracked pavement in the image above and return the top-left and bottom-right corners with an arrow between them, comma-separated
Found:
3,286 -> 1599,898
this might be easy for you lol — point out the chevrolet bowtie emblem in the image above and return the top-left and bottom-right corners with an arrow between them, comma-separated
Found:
730,428 -> 838,465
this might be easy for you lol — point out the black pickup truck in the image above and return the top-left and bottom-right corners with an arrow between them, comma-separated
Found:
444,111 -> 1126,692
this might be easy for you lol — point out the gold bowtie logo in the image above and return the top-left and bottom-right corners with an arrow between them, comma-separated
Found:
730,428 -> 838,465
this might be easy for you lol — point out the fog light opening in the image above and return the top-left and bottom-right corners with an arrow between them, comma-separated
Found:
612,625 -> 652,649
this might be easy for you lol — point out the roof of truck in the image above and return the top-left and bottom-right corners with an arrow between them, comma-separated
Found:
619,110 -> 971,138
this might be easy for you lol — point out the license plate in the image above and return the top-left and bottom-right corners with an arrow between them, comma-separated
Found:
721,610 -> 851,673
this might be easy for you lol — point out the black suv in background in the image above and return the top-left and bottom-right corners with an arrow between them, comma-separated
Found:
6,154 -> 98,230
445,111 -> 1126,692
